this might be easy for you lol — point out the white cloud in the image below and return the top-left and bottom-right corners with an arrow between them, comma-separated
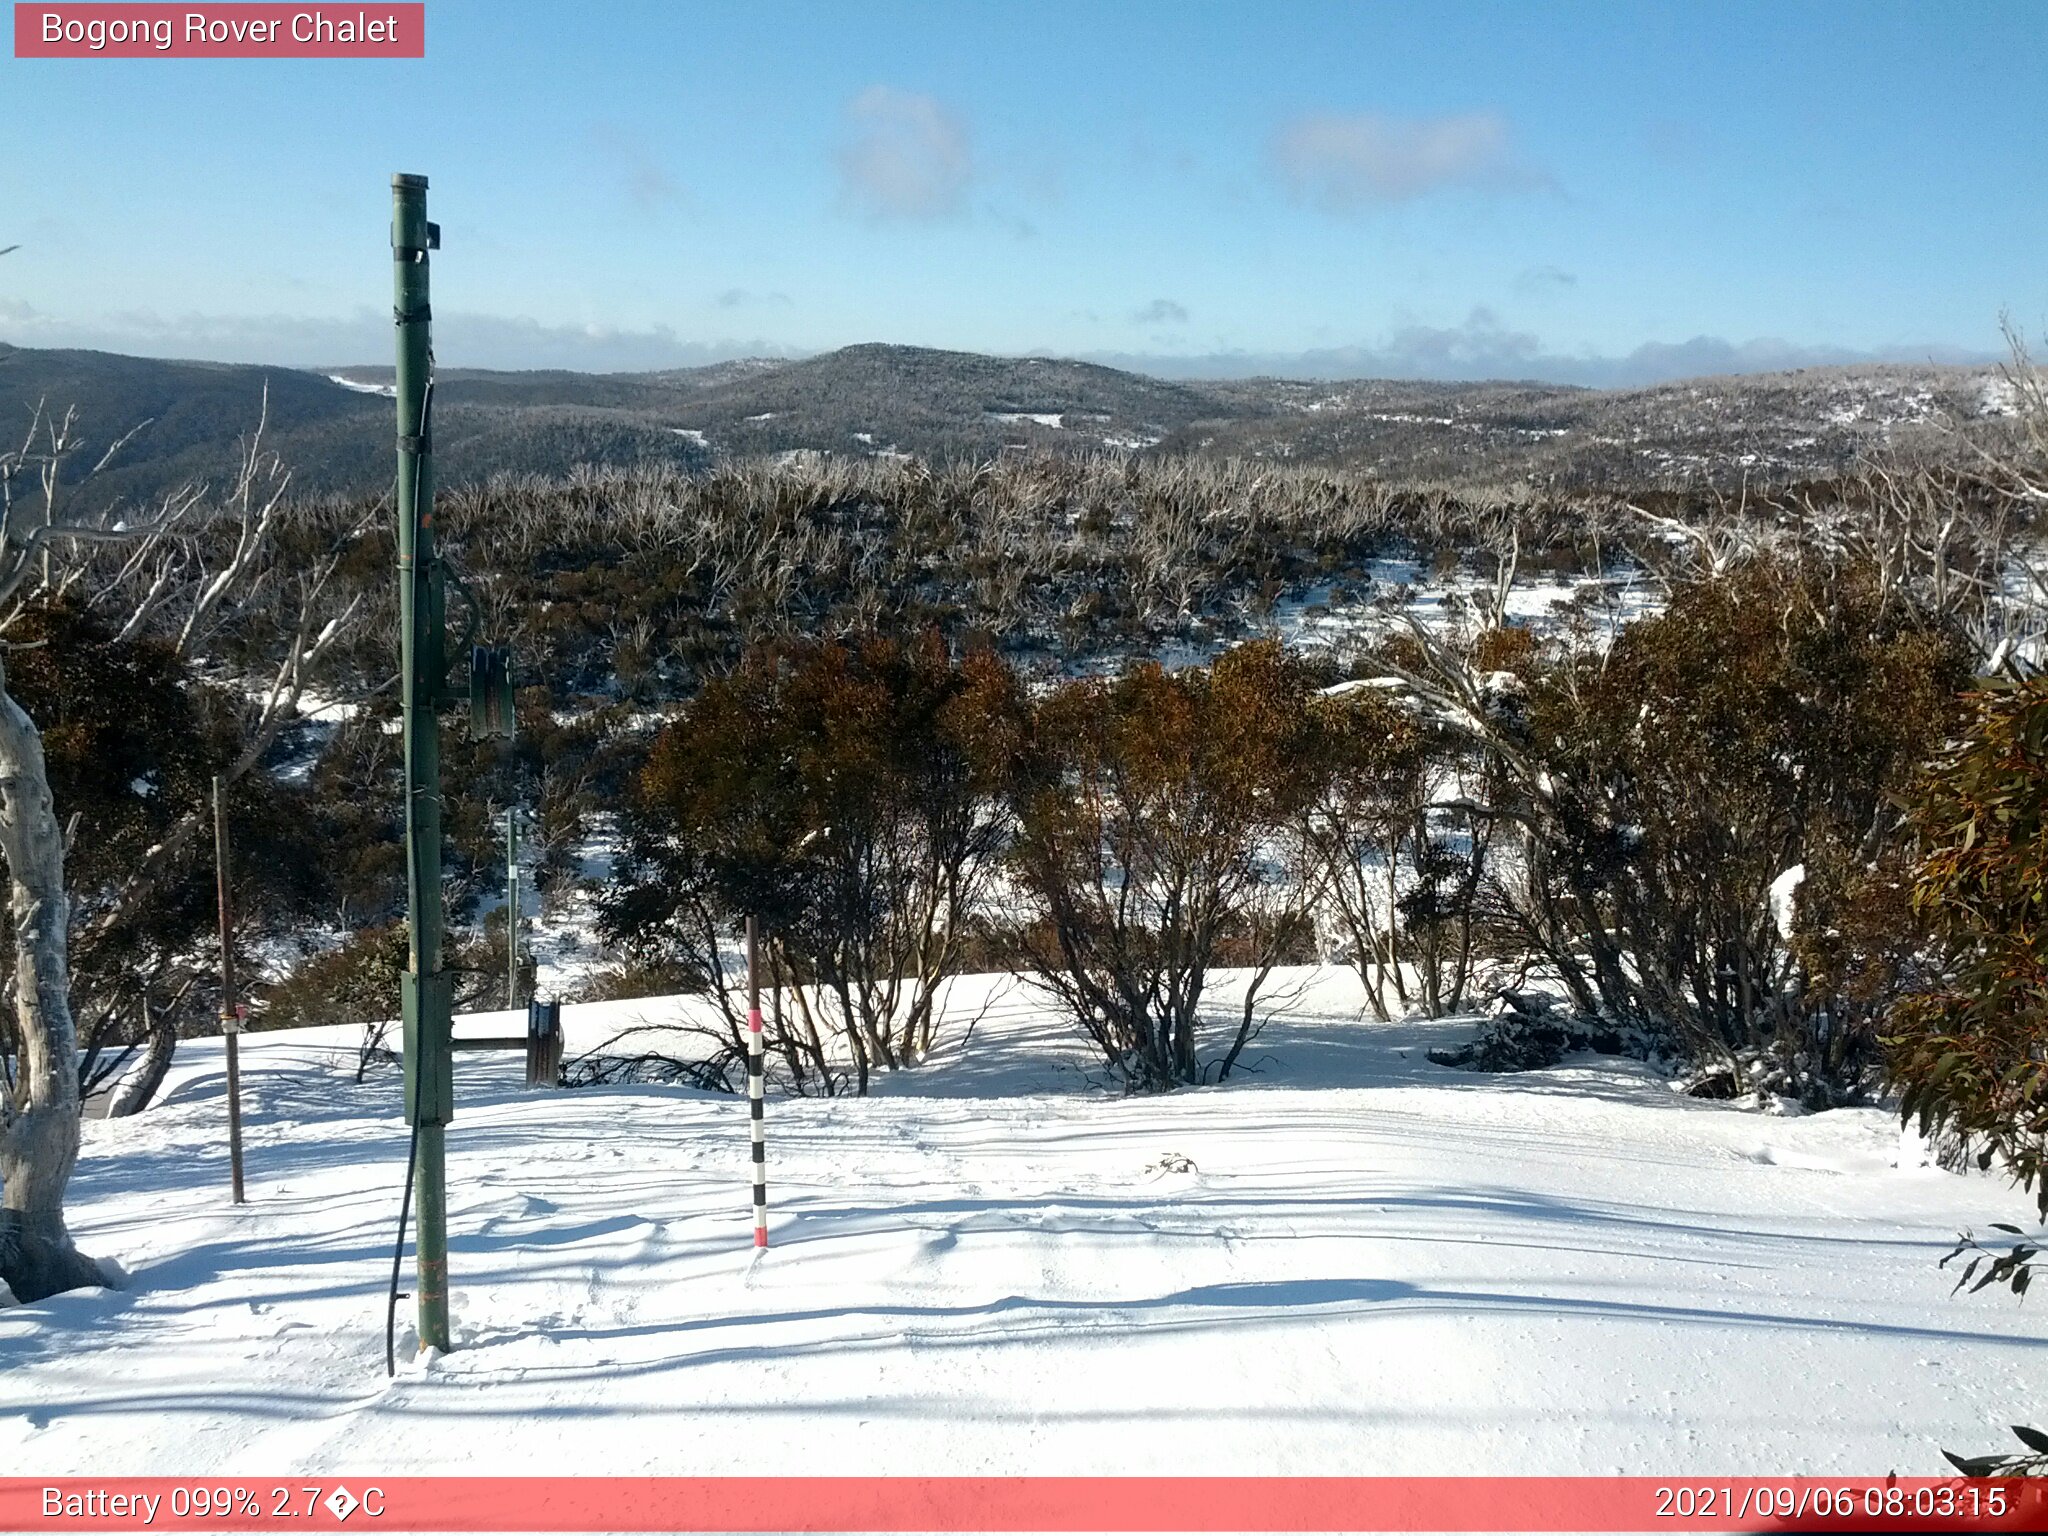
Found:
1269,111 -> 1548,211
716,288 -> 792,309
0,301 -> 794,371
1131,298 -> 1189,326
837,86 -> 972,220
1085,321 -> 1996,387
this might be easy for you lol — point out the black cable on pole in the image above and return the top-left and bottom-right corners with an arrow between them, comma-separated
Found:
385,1107 -> 423,1378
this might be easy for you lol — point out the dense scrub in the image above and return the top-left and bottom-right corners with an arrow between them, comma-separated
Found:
383,451 -> 1699,702
39,440 -> 2045,1110
594,549 -> 1986,1098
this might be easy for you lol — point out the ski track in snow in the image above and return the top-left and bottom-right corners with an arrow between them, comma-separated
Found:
3,967 -> 2041,1477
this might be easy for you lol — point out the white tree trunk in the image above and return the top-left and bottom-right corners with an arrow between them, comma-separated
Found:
107,1011 -> 176,1119
0,683 -> 106,1301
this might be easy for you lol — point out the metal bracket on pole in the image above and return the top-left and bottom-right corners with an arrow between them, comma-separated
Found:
401,970 -> 455,1126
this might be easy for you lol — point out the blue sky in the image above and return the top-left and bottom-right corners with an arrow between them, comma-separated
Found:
3,0 -> 2043,382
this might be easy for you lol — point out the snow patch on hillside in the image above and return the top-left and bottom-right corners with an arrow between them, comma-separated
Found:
326,374 -> 396,398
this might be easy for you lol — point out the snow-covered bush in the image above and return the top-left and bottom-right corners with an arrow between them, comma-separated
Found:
1426,991 -> 1640,1073
259,922 -> 406,1035
1308,675 -> 1485,1021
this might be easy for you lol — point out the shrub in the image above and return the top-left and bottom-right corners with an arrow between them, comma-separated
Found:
1515,556 -> 1971,1091
259,922 -> 408,1033
1010,641 -> 1326,1089
605,632 -> 1026,1094
1887,675 -> 2048,1210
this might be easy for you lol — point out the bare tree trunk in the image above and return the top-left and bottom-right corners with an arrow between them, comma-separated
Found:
1385,840 -> 1409,1008
1215,960 -> 1273,1082
107,991 -> 176,1119
0,683 -> 107,1301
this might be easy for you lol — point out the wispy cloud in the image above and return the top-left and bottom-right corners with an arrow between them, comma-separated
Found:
1131,298 -> 1189,326
586,122 -> 685,209
837,86 -> 972,220
1269,111 -> 1549,211
983,207 -> 1039,243
1514,265 -> 1578,297
716,288 -> 792,309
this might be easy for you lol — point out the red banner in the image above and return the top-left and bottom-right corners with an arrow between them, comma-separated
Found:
3,1477 -> 2045,1533
13,4 -> 424,58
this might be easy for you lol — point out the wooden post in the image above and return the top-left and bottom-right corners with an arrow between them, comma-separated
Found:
213,776 -> 245,1206
747,915 -> 767,1249
522,998 -> 562,1087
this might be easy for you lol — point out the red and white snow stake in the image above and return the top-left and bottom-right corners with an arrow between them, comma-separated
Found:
746,915 -> 768,1249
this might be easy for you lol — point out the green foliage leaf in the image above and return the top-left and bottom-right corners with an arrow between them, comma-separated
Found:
2010,1425 -> 2048,1455
1944,1450 -> 2006,1477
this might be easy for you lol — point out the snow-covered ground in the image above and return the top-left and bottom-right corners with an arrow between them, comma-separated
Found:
521,813 -> 626,1001
1273,559 -> 1663,655
1053,561 -> 1667,682
4,968 -> 2041,1478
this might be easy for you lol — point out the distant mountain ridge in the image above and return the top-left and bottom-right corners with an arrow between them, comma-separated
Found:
0,339 -> 2017,513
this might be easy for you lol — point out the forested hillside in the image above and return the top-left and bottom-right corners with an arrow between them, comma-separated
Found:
1,339 -> 2023,515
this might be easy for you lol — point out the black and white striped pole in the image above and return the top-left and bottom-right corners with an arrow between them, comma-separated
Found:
746,914 -> 768,1250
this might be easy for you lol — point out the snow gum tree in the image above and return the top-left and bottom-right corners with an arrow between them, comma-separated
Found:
8,602 -> 239,1105
1308,630 -> 1508,1023
1010,640 -> 1325,1090
0,402 -> 362,1301
1533,556 -> 1969,1089
1882,675 -> 2048,1480
1368,552 -> 1971,1098
608,632 -> 1026,1095
1303,684 -> 1434,1020
0,649 -> 99,1300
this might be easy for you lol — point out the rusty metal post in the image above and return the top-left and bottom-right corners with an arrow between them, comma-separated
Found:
213,775 -> 245,1205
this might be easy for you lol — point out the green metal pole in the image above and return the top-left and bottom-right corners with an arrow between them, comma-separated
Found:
392,172 -> 452,1355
